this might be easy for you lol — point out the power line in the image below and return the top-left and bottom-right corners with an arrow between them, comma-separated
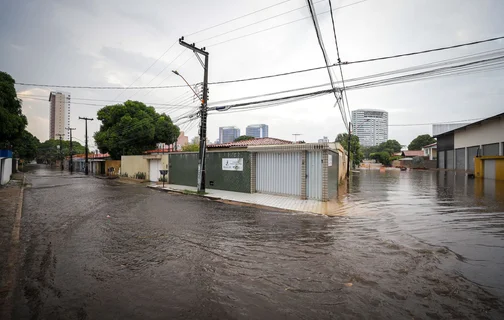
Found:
306,0 -> 347,128
388,118 -> 483,127
344,35 -> 504,65
186,0 -> 294,37
206,0 -> 369,48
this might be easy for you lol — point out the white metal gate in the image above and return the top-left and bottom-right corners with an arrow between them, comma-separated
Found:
256,152 -> 302,196
149,159 -> 161,182
306,151 -> 323,200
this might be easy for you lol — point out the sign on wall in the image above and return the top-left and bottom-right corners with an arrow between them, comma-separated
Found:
222,158 -> 243,171
328,154 -> 333,167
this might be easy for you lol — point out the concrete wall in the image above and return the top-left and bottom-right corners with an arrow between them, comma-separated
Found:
206,151 -> 251,193
105,160 -> 121,176
454,117 -> 504,149
169,153 -> 198,186
121,155 -> 148,178
327,150 -> 340,199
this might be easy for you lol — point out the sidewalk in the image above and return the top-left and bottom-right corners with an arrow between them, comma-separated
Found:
0,172 -> 24,316
149,184 -> 338,215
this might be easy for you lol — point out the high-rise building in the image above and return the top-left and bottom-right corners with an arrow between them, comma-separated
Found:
219,126 -> 240,143
49,91 -> 71,140
246,124 -> 269,138
351,109 -> 388,147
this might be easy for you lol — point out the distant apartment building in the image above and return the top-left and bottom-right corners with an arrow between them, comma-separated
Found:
246,124 -> 269,138
49,91 -> 71,140
351,109 -> 388,147
219,126 -> 240,143
318,136 -> 330,143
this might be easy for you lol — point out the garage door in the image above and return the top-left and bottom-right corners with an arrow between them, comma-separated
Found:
467,146 -> 479,172
484,160 -> 496,179
256,152 -> 302,196
438,151 -> 445,169
446,150 -> 454,169
483,143 -> 499,156
149,160 -> 161,182
455,148 -> 465,170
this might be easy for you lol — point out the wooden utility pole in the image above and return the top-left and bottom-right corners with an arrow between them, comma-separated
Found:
79,117 -> 93,175
178,37 -> 209,193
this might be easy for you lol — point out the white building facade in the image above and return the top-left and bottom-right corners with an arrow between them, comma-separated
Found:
49,91 -> 71,140
351,109 -> 388,147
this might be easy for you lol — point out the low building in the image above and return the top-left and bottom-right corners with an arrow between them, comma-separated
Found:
168,138 -> 347,201
434,112 -> 504,173
422,143 -> 437,160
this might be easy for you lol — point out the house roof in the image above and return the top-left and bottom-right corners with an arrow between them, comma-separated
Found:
208,137 -> 293,148
402,150 -> 424,157
433,112 -> 504,137
422,142 -> 437,148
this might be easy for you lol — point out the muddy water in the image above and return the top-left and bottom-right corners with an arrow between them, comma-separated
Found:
10,166 -> 504,319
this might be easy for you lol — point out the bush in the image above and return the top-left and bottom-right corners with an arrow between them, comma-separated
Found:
158,176 -> 167,182
120,172 -> 129,178
134,172 -> 146,180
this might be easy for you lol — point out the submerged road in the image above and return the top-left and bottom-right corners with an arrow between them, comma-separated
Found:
3,165 -> 504,319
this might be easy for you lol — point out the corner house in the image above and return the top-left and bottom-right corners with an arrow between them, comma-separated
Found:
434,112 -> 504,174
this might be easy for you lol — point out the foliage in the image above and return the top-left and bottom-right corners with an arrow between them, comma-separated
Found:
182,136 -> 199,152
408,134 -> 435,151
36,139 -> 86,164
134,172 -> 146,180
0,71 -> 28,148
158,176 -> 168,182
94,100 -> 180,160
120,172 -> 129,178
234,135 -> 255,142
370,151 -> 392,166
12,130 -> 40,162
362,139 -> 402,158
335,133 -> 363,166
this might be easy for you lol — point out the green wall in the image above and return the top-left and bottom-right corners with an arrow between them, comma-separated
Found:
169,153 -> 198,186
169,151 -> 251,192
327,150 -> 340,199
206,151 -> 251,193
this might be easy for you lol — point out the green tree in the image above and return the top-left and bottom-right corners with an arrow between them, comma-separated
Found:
0,71 -> 27,148
377,140 -> 402,154
408,134 -> 436,150
234,135 -> 255,142
370,151 -> 391,166
37,139 -> 85,164
94,101 -> 180,159
12,130 -> 40,162
335,133 -> 363,167
182,136 -> 199,152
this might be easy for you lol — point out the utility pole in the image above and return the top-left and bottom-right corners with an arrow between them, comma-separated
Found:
346,122 -> 352,178
66,127 -> 76,173
55,133 -> 65,170
178,37 -> 209,193
79,117 -> 94,175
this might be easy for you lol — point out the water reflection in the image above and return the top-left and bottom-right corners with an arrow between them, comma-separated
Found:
339,170 -> 504,298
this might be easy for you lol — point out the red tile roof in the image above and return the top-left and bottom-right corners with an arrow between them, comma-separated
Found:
208,137 -> 293,148
402,150 -> 425,157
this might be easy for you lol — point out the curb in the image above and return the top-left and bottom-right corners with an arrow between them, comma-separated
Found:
147,185 -> 296,213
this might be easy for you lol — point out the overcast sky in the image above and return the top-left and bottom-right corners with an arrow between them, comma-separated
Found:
1,0 -> 503,149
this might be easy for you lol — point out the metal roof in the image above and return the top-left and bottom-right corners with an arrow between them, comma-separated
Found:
433,112 -> 504,137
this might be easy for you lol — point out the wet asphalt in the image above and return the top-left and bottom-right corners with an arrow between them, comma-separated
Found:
5,165 -> 504,319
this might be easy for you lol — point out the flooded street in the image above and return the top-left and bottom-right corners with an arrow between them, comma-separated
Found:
5,166 -> 504,319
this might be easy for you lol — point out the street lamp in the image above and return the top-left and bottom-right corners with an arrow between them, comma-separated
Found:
172,70 -> 203,104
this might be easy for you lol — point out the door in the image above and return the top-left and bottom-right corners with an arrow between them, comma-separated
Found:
256,152 -> 301,196
306,151 -> 323,200
455,148 -> 465,170
438,151 -> 445,169
467,146 -> 479,172
149,160 -> 161,182
484,160 -> 496,179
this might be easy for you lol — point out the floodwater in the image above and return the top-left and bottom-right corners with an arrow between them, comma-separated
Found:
7,166 -> 504,319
